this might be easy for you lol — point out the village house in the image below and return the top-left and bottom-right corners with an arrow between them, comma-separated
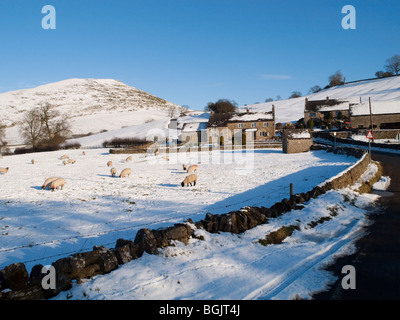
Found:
304,97 -> 353,125
207,107 -> 275,145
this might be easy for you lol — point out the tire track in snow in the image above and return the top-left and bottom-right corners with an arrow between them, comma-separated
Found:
244,218 -> 365,300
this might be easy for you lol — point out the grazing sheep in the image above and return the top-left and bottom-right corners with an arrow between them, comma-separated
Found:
61,155 -> 69,160
119,168 -> 131,178
125,156 -> 132,162
31,159 -> 35,164
110,167 -> 117,177
50,178 -> 66,192
42,177 -> 60,190
107,161 -> 113,167
67,159 -> 76,164
63,160 -> 67,166
181,174 -> 197,187
187,164 -> 198,173
0,167 -> 9,174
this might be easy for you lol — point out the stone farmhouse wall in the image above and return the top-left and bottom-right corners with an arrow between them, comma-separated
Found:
350,113 -> 400,129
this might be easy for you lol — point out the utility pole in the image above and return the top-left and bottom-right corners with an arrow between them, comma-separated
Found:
369,97 -> 374,143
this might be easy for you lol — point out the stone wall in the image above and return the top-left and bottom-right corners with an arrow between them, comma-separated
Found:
351,113 -> 400,129
0,145 -> 371,300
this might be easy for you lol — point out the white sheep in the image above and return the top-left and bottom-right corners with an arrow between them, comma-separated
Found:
107,161 -> 113,167
31,159 -> 35,164
42,177 -> 60,190
119,168 -> 131,178
125,156 -> 132,162
110,167 -> 117,177
0,167 -> 9,174
187,164 -> 198,173
63,160 -> 67,166
60,155 -> 69,160
50,178 -> 66,192
181,174 -> 197,187
67,159 -> 76,164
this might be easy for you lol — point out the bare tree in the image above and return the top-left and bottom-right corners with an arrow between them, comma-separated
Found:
0,121 -> 5,143
385,54 -> 400,75
328,70 -> 345,87
39,103 -> 71,143
19,103 -> 71,148
0,121 -> 7,152
288,91 -> 302,99
19,109 -> 44,148
309,85 -> 322,94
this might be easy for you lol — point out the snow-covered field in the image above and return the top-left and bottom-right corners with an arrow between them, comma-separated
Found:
0,147 -> 383,299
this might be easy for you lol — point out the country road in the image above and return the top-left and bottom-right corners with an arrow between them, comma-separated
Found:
314,151 -> 400,300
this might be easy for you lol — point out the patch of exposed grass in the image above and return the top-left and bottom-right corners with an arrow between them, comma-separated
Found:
258,225 -> 300,246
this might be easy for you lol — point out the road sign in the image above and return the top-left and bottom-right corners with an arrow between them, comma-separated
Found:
366,130 -> 374,139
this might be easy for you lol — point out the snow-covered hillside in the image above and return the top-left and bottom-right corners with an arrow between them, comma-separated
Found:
0,79 -> 184,146
241,76 -> 400,124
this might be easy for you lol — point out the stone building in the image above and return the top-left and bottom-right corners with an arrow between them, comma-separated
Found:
304,97 -> 353,124
349,101 -> 400,129
207,107 -> 275,145
282,129 -> 313,154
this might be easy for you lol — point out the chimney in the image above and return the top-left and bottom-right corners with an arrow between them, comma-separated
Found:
326,96 -> 329,101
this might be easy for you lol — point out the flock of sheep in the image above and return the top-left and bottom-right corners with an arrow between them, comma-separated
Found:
0,151 -> 199,192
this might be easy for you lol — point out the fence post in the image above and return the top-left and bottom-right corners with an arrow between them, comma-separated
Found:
290,183 -> 293,198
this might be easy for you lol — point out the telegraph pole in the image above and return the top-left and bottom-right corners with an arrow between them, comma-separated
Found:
369,97 -> 374,143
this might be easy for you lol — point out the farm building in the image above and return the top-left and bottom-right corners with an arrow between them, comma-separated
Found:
349,101 -> 400,129
282,129 -> 313,154
168,111 -> 210,144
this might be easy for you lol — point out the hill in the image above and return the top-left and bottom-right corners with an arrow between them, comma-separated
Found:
0,79 -> 184,146
240,75 -> 400,124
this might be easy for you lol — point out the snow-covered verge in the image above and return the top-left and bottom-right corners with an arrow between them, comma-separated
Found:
52,182 -> 379,300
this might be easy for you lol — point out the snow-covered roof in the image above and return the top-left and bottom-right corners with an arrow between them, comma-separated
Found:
285,129 -> 312,139
350,101 -> 400,116
182,122 -> 208,132
174,112 -> 210,130
230,112 -> 273,122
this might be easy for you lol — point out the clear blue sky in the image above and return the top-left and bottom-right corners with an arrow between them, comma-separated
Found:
0,0 -> 399,110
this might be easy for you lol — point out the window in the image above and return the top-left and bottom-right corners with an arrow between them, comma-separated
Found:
263,122 -> 269,127
251,123 -> 257,128
238,123 -> 244,128
259,131 -> 269,137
